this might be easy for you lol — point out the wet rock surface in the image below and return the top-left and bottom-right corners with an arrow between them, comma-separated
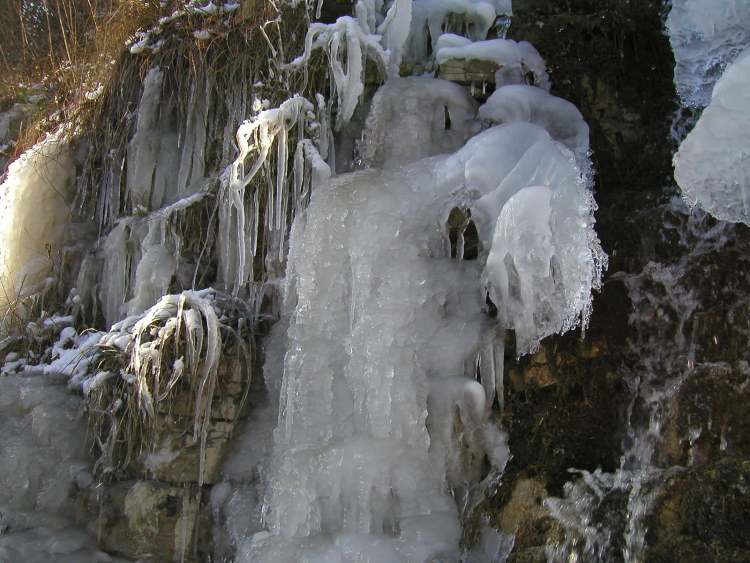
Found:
645,459 -> 750,563
468,1 -> 750,560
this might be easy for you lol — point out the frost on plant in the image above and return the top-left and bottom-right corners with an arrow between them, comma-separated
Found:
220,95 -> 330,295
87,290 -> 251,485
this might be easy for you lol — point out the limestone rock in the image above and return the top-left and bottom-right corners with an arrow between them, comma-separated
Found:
645,459 -> 750,562
137,417 -> 235,484
662,363 -> 750,467
76,480 -> 210,562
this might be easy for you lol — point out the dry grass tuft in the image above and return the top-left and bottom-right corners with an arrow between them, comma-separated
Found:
1,0 -> 161,155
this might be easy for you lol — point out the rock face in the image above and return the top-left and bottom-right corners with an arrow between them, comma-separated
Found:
75,350 -> 250,562
646,459 -> 750,563
465,1 -> 750,561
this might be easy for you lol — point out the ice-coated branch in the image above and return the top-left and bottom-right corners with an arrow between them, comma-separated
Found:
289,16 -> 389,126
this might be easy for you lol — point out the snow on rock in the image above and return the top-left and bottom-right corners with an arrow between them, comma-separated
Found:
0,128 -> 75,313
667,0 -> 750,108
407,0 -> 497,62
360,76 -> 480,166
674,48 -> 750,224
436,36 -> 551,91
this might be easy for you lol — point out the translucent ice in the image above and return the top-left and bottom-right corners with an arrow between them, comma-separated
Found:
126,67 -> 180,211
674,49 -> 750,224
241,161 -> 506,562
0,129 -> 75,315
667,0 -> 750,108
361,76 -> 479,166
440,121 -> 605,354
479,85 -> 589,163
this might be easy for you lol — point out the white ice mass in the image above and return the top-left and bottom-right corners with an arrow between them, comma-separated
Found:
669,0 -> 750,223
0,129 -> 76,316
667,0 -> 750,108
673,49 -> 750,224
234,0 -> 603,556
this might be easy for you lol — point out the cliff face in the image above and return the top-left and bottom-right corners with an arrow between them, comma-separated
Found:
471,1 -> 750,561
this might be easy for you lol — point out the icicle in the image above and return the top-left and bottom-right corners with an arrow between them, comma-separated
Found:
289,17 -> 388,126
221,96 -> 314,295
494,329 -> 505,413
275,125 -> 288,231
293,140 -> 305,211
377,0 -> 412,75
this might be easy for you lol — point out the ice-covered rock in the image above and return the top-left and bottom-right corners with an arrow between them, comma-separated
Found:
667,0 -> 750,108
674,49 -> 750,224
361,76 -> 479,166
436,36 -> 551,91
0,375 -> 116,562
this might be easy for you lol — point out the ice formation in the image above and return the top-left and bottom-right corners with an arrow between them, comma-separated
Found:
126,67 -> 180,211
361,76 -> 480,166
220,95 -> 330,294
90,290 -> 231,484
0,129 -> 76,314
290,17 -> 389,126
239,161 -> 507,562
240,43 -> 602,560
666,0 -> 750,108
407,0 -> 498,62
0,0 -> 608,559
673,49 -> 750,224
441,122 -> 604,354
478,85 -> 588,163
667,0 -> 750,224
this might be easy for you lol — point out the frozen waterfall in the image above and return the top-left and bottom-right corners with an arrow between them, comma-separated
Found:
230,0 -> 603,557
0,0 -> 607,560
